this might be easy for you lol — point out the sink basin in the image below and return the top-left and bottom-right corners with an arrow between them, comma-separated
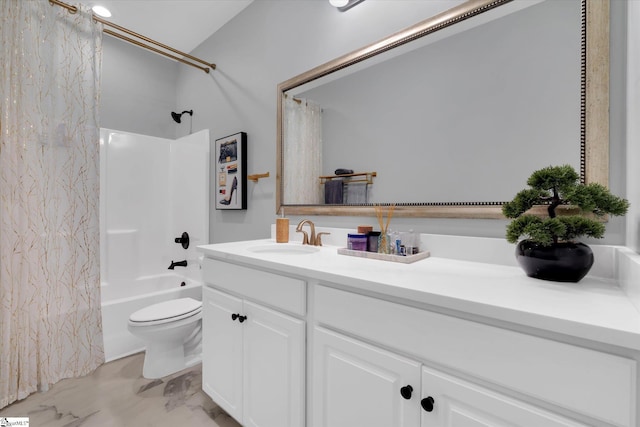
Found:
246,243 -> 320,255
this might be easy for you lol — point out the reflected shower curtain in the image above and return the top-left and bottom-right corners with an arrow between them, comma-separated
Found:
283,97 -> 323,204
0,0 -> 103,408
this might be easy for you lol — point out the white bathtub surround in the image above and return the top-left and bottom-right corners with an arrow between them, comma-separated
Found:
100,128 -> 210,284
99,129 -> 209,361
199,234 -> 640,426
0,1 -> 103,409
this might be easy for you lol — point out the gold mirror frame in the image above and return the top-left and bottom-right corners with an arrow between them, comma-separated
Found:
276,0 -> 609,219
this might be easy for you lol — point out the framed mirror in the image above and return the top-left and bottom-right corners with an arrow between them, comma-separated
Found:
276,0 -> 609,218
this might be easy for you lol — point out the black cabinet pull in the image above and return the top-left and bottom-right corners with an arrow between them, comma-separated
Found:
421,396 -> 435,412
400,385 -> 413,400
231,313 -> 247,322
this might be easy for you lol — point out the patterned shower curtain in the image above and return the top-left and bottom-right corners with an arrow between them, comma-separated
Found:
283,96 -> 323,204
0,0 -> 104,408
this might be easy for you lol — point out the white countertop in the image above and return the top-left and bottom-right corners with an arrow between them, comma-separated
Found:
198,239 -> 640,351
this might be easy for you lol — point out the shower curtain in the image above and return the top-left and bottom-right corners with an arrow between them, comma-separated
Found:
283,96 -> 323,204
0,0 -> 104,408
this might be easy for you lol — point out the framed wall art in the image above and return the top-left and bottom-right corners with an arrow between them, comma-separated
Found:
215,132 -> 247,210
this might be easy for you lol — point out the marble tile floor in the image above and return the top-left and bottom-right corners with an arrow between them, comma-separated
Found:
0,353 -> 241,427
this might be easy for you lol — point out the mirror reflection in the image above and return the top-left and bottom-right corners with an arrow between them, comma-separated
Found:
277,0 -> 608,218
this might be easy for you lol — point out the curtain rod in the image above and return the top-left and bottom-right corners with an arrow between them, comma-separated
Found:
49,0 -> 216,74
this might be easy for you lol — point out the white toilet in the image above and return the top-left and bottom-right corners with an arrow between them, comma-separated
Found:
128,297 -> 203,379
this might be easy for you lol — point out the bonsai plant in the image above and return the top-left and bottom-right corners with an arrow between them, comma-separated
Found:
502,165 -> 628,282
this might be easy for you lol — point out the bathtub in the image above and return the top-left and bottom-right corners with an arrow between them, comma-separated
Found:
101,274 -> 202,362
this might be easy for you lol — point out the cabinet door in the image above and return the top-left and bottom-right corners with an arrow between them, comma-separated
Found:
420,366 -> 589,427
242,300 -> 305,427
202,286 -> 244,423
313,327 -> 421,427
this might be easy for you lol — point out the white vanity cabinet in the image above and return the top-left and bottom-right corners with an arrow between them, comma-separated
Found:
199,239 -> 640,427
202,258 -> 306,427
420,366 -> 589,427
312,326 -> 422,427
313,285 -> 637,427
202,286 -> 243,419
312,326 -> 590,427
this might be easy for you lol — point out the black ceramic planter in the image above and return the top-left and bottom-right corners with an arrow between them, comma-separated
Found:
515,240 -> 594,283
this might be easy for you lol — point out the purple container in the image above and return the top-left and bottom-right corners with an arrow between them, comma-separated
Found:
347,233 -> 367,251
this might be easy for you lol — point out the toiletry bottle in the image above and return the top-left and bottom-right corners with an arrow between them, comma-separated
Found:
347,234 -> 367,251
367,231 -> 380,252
389,230 -> 399,254
404,229 -> 417,255
276,209 -> 289,243
410,230 -> 420,254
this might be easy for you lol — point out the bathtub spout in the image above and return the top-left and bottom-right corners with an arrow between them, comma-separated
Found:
168,260 -> 188,269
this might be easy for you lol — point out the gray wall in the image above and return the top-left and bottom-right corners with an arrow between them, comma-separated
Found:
177,0 -> 484,243
99,0 -> 631,247
625,0 -> 640,253
101,36 -> 179,139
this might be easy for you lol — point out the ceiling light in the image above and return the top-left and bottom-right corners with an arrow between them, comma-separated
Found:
92,5 -> 112,18
329,0 -> 365,12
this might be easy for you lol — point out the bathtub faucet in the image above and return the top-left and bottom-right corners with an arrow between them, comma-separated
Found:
168,260 -> 188,270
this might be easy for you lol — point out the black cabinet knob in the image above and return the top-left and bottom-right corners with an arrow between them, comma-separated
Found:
231,313 -> 247,322
400,385 -> 413,400
421,396 -> 435,412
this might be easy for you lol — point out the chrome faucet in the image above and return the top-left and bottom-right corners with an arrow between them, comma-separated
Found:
296,220 -> 330,246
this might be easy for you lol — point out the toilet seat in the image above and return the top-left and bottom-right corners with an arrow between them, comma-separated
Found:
129,297 -> 202,326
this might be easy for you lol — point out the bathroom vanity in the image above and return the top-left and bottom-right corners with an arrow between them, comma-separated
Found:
198,235 -> 640,427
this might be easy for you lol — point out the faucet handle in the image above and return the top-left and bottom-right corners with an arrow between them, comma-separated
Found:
297,230 -> 309,245
316,232 -> 330,246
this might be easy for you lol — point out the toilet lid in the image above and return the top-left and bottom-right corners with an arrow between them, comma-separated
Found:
129,297 -> 202,323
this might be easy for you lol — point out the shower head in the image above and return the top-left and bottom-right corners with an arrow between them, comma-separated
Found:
171,110 -> 193,123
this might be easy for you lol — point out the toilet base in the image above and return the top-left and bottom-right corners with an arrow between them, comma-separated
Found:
128,300 -> 203,379
142,350 -> 202,379
137,322 -> 203,379
143,341 -> 187,379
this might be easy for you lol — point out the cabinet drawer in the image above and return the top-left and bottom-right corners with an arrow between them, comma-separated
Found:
203,258 -> 306,316
315,285 -> 636,427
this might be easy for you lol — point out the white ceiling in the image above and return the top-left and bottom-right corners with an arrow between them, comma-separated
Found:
78,0 -> 253,54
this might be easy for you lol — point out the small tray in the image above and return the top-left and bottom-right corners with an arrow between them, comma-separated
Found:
337,248 -> 430,264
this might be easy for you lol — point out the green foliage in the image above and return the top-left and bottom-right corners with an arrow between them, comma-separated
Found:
526,165 -> 579,193
506,215 -> 564,245
503,165 -> 628,246
502,189 -> 548,218
563,183 -> 630,217
560,216 -> 605,240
